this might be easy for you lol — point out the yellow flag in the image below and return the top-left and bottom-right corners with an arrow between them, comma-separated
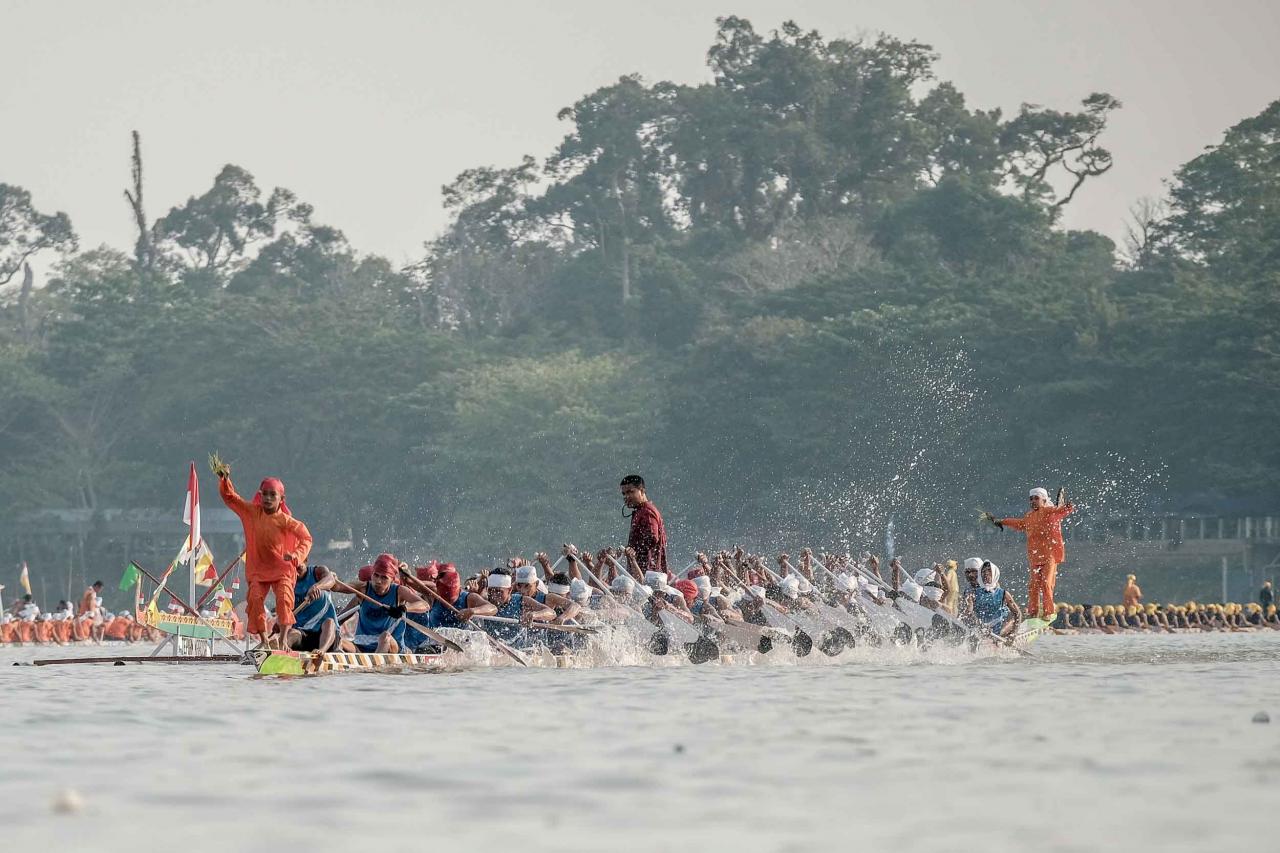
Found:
19,562 -> 31,595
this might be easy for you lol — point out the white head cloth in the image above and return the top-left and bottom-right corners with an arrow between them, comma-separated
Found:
514,565 -> 538,584
797,577 -> 813,594
568,577 -> 590,603
980,562 -> 1001,592
779,576 -> 801,599
921,586 -> 943,602
963,557 -> 983,571
486,573 -> 513,590
1029,487 -> 1052,504
692,575 -> 713,597
547,582 -> 571,596
644,571 -> 667,591
610,575 -> 635,595
899,577 -> 923,602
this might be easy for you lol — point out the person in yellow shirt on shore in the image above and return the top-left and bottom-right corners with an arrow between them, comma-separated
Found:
1122,574 -> 1143,608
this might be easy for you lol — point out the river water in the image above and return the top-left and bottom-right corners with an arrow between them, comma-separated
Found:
1,633 -> 1276,852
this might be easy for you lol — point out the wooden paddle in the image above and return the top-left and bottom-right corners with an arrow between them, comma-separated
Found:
580,554 -> 714,663
721,564 -> 812,656
397,568 -> 529,667
332,579 -> 463,654
602,553 -> 720,661
469,614 -> 598,635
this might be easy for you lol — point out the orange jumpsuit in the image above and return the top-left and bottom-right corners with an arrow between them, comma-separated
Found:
219,476 -> 312,635
1001,503 -> 1074,618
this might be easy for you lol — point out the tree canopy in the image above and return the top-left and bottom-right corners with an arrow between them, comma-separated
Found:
0,17 -> 1275,585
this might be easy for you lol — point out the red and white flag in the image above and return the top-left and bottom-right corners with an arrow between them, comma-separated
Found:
182,461 -> 201,553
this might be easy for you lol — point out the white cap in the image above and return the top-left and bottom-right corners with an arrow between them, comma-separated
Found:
900,578 -> 923,602
631,584 -> 652,601
921,586 -> 943,602
568,578 -> 590,603
547,582 -> 571,596
644,571 -> 667,590
118,610 -> 131,618
486,573 -> 513,590
797,577 -> 813,594
514,565 -> 538,584
963,557 -> 983,571
692,575 -> 713,596
837,573 -> 859,593
779,576 -> 801,599
610,575 -> 636,595
913,568 -> 934,585
1030,487 -> 1050,501
981,562 -> 1001,592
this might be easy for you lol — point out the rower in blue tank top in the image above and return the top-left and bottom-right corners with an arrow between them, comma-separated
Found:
288,564 -> 339,653
967,561 -> 1021,638
398,564 -> 499,651
481,569 -> 556,646
339,554 -> 429,654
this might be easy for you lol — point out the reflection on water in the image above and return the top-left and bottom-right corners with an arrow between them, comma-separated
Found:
2,634 -> 1277,852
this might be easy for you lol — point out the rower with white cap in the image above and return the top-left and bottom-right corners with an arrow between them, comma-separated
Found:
963,560 -> 1022,639
914,564 -> 951,612
480,568 -> 556,645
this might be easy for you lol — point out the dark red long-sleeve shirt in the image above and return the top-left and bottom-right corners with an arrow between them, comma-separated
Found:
628,501 -> 668,577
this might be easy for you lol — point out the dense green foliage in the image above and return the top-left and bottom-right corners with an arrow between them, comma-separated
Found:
1,18 -> 1276,572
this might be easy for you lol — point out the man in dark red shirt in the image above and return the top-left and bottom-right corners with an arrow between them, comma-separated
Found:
621,474 -> 668,578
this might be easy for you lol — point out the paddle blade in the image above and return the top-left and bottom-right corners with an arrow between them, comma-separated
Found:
685,635 -> 719,665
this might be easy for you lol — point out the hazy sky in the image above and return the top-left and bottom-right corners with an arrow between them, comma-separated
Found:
2,0 -> 1277,268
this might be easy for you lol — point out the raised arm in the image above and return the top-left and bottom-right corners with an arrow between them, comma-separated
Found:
217,474 -> 253,517
1048,502 -> 1076,520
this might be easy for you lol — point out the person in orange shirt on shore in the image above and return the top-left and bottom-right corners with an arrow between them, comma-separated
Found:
216,467 -> 313,649
79,580 -> 106,643
987,486 -> 1075,620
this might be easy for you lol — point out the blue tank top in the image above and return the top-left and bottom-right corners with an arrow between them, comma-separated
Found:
485,593 -> 525,643
293,567 -> 338,632
354,583 -> 405,649
406,592 -> 471,646
973,586 -> 1009,630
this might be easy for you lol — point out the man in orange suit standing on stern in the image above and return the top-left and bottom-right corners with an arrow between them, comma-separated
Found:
217,467 -> 312,648
988,487 -> 1074,621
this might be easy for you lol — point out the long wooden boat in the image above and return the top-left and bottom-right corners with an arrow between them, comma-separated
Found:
143,609 -> 236,640
249,648 -> 449,676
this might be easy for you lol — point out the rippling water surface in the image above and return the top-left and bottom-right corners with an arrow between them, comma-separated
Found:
2,633 -> 1277,852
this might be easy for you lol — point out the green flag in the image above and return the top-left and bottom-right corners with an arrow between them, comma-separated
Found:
119,562 -> 142,591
